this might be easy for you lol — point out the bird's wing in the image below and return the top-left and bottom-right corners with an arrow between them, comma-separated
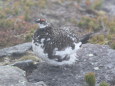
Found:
43,33 -> 81,62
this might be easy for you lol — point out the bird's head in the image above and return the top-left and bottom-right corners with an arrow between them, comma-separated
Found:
35,18 -> 48,28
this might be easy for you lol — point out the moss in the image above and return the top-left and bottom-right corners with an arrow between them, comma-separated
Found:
85,72 -> 96,86
17,54 -> 40,62
0,54 -> 40,66
78,16 -> 101,31
89,35 -> 107,45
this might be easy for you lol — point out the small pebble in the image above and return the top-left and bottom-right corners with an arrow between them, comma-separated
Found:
88,54 -> 94,57
94,67 -> 99,70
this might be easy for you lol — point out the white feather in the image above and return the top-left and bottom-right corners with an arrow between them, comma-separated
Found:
38,23 -> 48,28
32,40 -> 82,66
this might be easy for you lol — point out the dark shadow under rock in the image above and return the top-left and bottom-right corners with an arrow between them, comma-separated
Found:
12,60 -> 37,76
0,42 -> 32,58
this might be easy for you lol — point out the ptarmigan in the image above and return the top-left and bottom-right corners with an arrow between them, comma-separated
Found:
32,19 -> 92,66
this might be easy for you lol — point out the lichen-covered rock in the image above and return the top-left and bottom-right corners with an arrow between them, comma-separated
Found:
11,60 -> 35,70
0,42 -> 32,58
0,66 -> 47,86
27,44 -> 115,86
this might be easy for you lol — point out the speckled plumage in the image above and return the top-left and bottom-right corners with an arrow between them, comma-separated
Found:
32,19 -> 82,66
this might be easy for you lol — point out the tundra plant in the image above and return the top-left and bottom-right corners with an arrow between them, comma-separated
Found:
85,72 -> 96,86
99,81 -> 109,86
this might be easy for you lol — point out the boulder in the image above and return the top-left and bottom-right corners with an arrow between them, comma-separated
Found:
11,60 -> 36,70
27,44 -> 115,86
0,42 -> 32,58
0,65 -> 47,86
11,60 -> 37,75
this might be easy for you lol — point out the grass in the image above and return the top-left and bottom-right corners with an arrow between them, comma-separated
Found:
17,54 -> 40,62
77,15 -> 115,49
89,35 -> 106,45
85,72 -> 110,86
85,0 -> 104,10
0,17 -> 37,47
99,81 -> 110,86
0,0 -> 115,49
78,16 -> 102,32
0,0 -> 40,47
85,72 -> 96,86
91,0 -> 104,10
0,54 -> 40,66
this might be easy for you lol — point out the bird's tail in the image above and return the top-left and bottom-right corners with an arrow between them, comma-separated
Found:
80,32 -> 93,44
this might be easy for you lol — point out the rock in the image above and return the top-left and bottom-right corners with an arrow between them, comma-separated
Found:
88,53 -> 94,57
27,44 -> 115,86
29,81 -> 47,86
94,67 -> 99,70
102,0 -> 115,16
102,5 -> 115,16
11,60 -> 37,75
0,42 -> 32,58
11,60 -> 36,70
0,65 -> 47,86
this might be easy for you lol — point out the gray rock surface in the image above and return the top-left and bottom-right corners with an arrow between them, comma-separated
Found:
102,0 -> 115,16
0,66 -> 47,86
0,42 -> 32,58
81,0 -> 115,16
11,60 -> 35,70
27,44 -> 115,86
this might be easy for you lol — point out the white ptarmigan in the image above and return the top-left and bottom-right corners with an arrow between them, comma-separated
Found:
32,19 -> 92,66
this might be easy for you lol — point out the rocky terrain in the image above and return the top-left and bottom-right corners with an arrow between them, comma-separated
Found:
27,44 -> 115,86
0,66 -> 47,86
0,0 -> 115,86
0,43 -> 115,86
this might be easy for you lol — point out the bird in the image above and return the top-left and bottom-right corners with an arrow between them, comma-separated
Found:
32,18 -> 92,66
